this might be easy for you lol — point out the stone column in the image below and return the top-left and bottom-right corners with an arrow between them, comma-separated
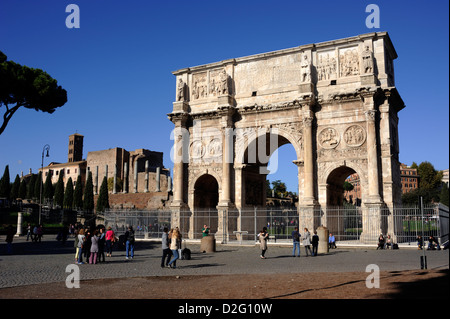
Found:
365,108 -> 382,204
123,162 -> 128,194
302,110 -> 315,206
133,161 -> 138,193
220,127 -> 233,205
155,167 -> 161,192
361,96 -> 382,243
104,165 -> 108,181
144,160 -> 149,193
113,164 -> 117,194
172,132 -> 185,205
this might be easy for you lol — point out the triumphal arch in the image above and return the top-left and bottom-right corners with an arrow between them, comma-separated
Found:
168,32 -> 405,243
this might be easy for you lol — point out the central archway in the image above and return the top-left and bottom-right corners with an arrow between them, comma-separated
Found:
193,174 -> 219,238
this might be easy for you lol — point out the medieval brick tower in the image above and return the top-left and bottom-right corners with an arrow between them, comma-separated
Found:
68,133 -> 84,162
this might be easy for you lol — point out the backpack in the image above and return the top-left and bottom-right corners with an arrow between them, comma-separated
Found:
293,231 -> 300,242
127,230 -> 135,243
181,248 -> 191,260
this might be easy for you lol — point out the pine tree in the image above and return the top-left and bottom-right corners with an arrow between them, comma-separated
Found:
0,165 -> 11,198
96,176 -> 109,212
73,177 -> 83,210
63,177 -> 74,209
83,171 -> 94,212
54,171 -> 64,207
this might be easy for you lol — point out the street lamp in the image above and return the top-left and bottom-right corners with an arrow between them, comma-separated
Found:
39,144 -> 50,225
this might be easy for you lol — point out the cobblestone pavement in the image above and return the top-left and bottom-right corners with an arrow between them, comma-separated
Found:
0,236 -> 448,289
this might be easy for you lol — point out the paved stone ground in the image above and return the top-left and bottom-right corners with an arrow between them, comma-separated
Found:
0,236 -> 448,300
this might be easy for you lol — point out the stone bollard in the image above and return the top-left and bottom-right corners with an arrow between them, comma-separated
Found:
317,226 -> 329,255
200,235 -> 216,253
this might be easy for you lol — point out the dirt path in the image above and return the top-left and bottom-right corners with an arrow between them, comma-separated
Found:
1,269 -> 447,299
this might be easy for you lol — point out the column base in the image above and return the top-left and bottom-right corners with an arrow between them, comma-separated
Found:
216,202 -> 236,244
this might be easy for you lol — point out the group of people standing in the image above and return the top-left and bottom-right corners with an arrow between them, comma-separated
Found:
257,226 -> 320,259
25,223 -> 44,243
75,225 -> 136,264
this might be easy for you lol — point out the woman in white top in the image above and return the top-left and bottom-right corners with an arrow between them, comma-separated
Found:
167,228 -> 181,269
302,228 -> 312,257
77,229 -> 86,264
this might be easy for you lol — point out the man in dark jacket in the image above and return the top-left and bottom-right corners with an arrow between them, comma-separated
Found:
311,231 -> 319,256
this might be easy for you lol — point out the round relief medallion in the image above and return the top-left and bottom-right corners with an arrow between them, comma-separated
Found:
344,125 -> 366,147
190,140 -> 205,159
206,138 -> 222,157
318,127 -> 340,149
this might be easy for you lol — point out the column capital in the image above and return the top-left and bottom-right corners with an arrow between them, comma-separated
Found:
365,109 -> 377,122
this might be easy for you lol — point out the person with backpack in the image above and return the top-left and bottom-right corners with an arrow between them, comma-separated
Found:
292,227 -> 301,257
125,226 -> 135,260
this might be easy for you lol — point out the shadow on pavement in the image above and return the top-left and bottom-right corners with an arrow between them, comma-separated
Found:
385,269 -> 449,299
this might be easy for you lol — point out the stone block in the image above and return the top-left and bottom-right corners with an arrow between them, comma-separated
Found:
200,235 -> 216,253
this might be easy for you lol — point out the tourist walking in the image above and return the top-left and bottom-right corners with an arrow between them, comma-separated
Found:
291,226 -> 301,257
125,226 -> 135,260
105,226 -> 115,257
161,227 -> 172,268
258,227 -> 269,259
311,230 -> 319,256
26,223 -> 32,241
89,230 -> 99,264
36,224 -> 44,243
168,228 -> 181,268
302,228 -> 312,256
77,229 -> 86,264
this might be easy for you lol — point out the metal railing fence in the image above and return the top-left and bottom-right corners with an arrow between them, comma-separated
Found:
103,204 -> 448,245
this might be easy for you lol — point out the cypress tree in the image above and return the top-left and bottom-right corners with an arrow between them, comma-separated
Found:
96,176 -> 109,212
27,174 -> 37,200
73,177 -> 83,210
54,171 -> 65,207
0,165 -> 11,198
63,177 -> 74,209
34,172 -> 43,203
83,171 -> 94,212
43,171 -> 54,203
10,174 -> 20,200
18,178 -> 28,199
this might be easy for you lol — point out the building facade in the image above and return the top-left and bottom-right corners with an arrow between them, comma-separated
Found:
39,134 -> 171,208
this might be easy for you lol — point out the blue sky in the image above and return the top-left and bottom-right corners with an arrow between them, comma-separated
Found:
0,0 -> 448,193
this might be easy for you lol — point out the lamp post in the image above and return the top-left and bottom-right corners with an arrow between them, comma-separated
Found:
39,144 -> 50,225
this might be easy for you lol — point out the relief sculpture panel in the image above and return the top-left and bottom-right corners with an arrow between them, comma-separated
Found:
339,47 -> 360,77
343,125 -> 366,147
318,127 -> 340,149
